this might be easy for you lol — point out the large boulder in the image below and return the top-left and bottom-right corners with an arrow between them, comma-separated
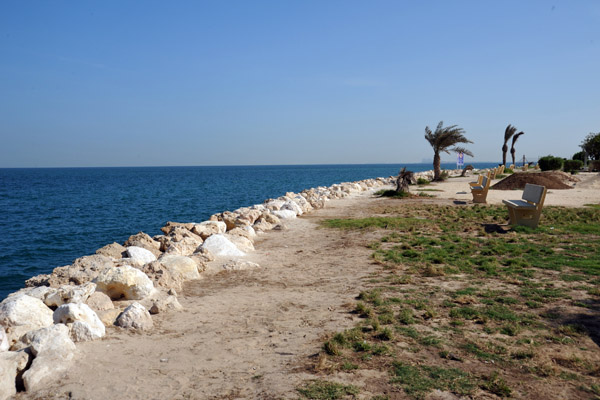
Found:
94,266 -> 155,300
149,295 -> 183,315
157,255 -> 201,281
85,291 -> 114,311
53,303 -> 105,342
95,242 -> 126,259
43,282 -> 96,308
0,350 -> 30,400
23,324 -> 75,357
0,295 -> 53,348
124,232 -> 161,251
191,221 -> 227,240
281,200 -> 303,216
140,261 -> 184,292
21,324 -> 76,392
25,254 -> 113,288
225,234 -> 254,253
164,236 -> 203,256
125,246 -> 157,264
116,303 -> 153,331
200,234 -> 245,257
272,210 -> 297,220
160,221 -> 195,235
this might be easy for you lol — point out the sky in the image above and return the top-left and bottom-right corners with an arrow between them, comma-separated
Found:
0,1 -> 598,167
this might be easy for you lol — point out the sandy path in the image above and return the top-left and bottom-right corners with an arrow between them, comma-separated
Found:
31,192 -> 384,400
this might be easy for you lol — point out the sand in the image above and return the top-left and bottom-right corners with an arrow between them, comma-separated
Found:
21,172 -> 600,399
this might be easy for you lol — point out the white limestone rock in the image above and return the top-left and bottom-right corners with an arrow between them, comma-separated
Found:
126,246 -> 157,264
53,303 -> 105,342
85,291 -> 114,311
116,302 -> 153,331
0,350 -> 30,400
149,296 -> 183,314
22,331 -> 75,393
23,324 -> 75,357
6,286 -> 53,302
192,221 -> 226,240
0,295 -> 53,348
157,255 -> 201,281
200,234 -> 245,257
95,242 -> 127,259
94,265 -> 155,300
165,236 -> 203,256
43,282 -> 96,308
0,327 -> 8,352
272,210 -> 297,220
281,200 -> 303,215
225,234 -> 254,253
265,199 -> 285,211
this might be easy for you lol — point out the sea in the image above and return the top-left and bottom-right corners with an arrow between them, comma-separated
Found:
0,162 -> 498,300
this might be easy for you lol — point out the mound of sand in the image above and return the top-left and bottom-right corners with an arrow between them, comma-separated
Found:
491,171 -> 579,190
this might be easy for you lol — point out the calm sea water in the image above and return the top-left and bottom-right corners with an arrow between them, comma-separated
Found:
0,162 -> 497,300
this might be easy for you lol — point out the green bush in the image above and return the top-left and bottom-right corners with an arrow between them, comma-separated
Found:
538,155 -> 564,171
572,151 -> 585,162
563,159 -> 583,173
417,177 -> 430,185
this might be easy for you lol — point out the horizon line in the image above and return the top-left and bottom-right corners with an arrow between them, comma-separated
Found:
0,161 -> 507,170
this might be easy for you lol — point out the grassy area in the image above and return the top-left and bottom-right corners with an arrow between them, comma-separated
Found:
313,203 -> 600,399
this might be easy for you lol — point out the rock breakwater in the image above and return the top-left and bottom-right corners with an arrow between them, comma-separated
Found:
1,174 -> 413,398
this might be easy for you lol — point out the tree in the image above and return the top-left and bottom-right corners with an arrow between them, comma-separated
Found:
572,151 -> 585,162
502,125 -> 517,166
581,132 -> 600,160
424,121 -> 473,181
510,131 -> 525,167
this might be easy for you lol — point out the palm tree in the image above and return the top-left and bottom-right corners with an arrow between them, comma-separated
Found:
424,121 -> 474,181
502,125 -> 517,166
510,131 -> 525,167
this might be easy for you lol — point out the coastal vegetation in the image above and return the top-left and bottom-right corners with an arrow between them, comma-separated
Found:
315,203 -> 600,399
510,130 -> 525,167
501,124 -> 517,167
424,121 -> 473,181
581,132 -> 600,161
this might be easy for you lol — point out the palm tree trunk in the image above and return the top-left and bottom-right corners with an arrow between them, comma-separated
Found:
502,144 -> 508,166
433,152 -> 441,181
510,148 -> 516,167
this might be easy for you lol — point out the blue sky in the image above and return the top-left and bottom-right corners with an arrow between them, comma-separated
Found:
1,1 -> 598,167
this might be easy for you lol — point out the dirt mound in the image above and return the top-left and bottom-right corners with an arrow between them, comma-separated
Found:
491,171 -> 578,190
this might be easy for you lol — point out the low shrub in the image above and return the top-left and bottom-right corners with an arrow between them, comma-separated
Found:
590,160 -> 600,172
538,155 -> 564,171
417,177 -> 430,185
563,159 -> 583,173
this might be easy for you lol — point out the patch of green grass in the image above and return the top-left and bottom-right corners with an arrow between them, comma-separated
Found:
297,380 -> 360,399
374,189 -> 411,198
583,204 -> 600,209
481,372 -> 512,397
398,308 -> 416,325
391,362 -> 476,398
342,361 -> 359,370
322,217 -> 429,230
416,177 -> 430,185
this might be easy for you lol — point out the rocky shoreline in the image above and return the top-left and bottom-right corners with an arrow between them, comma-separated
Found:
3,170 -> 445,398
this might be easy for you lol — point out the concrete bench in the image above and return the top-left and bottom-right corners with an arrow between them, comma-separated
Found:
470,171 -> 492,203
502,183 -> 547,228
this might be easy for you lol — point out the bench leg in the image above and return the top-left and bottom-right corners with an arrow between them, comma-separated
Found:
508,209 -> 541,228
